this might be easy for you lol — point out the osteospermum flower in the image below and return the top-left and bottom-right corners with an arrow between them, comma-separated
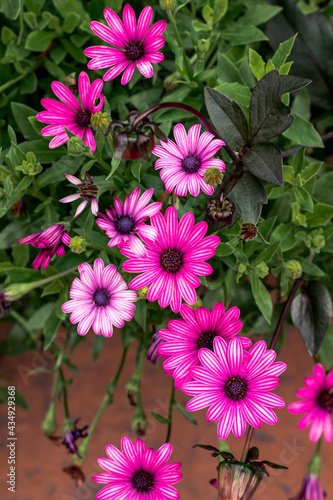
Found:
182,337 -> 286,440
288,364 -> 333,443
60,172 -> 98,217
153,124 -> 225,197
158,302 -> 252,388
96,188 -> 162,257
62,258 -> 137,337
290,474 -> 325,500
36,71 -> 104,153
121,206 -> 220,313
16,224 -> 70,270
85,5 -> 167,85
92,437 -> 182,500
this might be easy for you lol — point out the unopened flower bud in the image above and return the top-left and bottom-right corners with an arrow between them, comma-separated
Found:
4,282 -> 36,301
285,260 -> 302,279
254,262 -> 269,279
41,401 -> 57,437
16,151 -> 42,176
126,372 -> 140,398
240,223 -> 258,241
159,0 -> 177,10
204,167 -> 224,187
91,111 -> 111,134
305,229 -> 325,254
137,286 -> 149,299
67,136 -> 87,154
237,262 -> 247,282
197,39 -> 210,56
69,236 -> 87,254
131,404 -> 148,436
163,73 -> 179,93
188,297 -> 202,310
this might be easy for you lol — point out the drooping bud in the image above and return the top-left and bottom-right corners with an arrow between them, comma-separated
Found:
218,461 -> 264,500
41,401 -> 57,437
204,167 -> 224,187
206,194 -> 235,226
137,286 -> 149,299
285,260 -> 302,280
91,111 -> 111,134
197,39 -> 210,56
240,223 -> 257,241
159,0 -> 177,10
16,152 -> 43,176
4,282 -> 37,301
254,262 -> 269,279
131,402 -> 148,436
69,236 -> 87,254
147,332 -> 165,364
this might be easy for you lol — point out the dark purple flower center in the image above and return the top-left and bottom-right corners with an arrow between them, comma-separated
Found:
115,215 -> 134,235
131,470 -> 154,492
126,42 -> 144,61
197,331 -> 216,351
92,289 -> 110,307
182,155 -> 201,173
79,183 -> 98,200
318,391 -> 333,411
160,249 -> 183,273
76,111 -> 91,127
224,377 -> 247,401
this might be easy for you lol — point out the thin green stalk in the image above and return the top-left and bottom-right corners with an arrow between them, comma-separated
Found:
166,10 -> 192,82
0,71 -> 31,93
60,368 -> 70,419
165,380 -> 175,443
9,309 -> 36,340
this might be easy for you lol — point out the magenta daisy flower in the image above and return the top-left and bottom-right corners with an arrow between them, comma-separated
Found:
62,258 -> 137,337
182,337 -> 286,440
290,474 -> 325,500
16,224 -> 70,270
85,5 -> 167,85
121,206 -> 220,313
158,302 -> 252,389
36,71 -> 104,153
288,364 -> 333,443
60,171 -> 98,217
92,437 -> 182,500
96,188 -> 162,257
152,124 -> 225,197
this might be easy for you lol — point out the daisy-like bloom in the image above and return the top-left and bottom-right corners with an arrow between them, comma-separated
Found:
62,258 -> 137,337
158,302 -> 252,389
85,5 -> 167,85
36,71 -> 104,153
182,337 -> 286,440
96,188 -> 162,257
92,437 -> 182,500
60,172 -> 98,217
121,206 -> 220,313
288,364 -> 333,443
290,474 -> 325,500
16,224 -> 70,270
152,124 -> 225,197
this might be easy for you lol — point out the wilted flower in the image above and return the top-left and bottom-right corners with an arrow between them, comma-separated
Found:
85,5 -> 167,85
147,332 -> 165,364
240,223 -> 257,241
63,465 -> 85,487
290,474 -> 325,500
206,193 -> 235,226
61,419 -> 88,457
60,172 -> 98,217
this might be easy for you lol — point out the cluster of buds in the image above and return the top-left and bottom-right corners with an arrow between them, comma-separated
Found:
206,191 -> 235,226
108,110 -> 167,161
16,152 -> 42,176
305,228 -> 325,254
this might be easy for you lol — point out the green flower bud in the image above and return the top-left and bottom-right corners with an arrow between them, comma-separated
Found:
69,236 -> 87,254
285,260 -> 302,279
204,167 -> 224,187
91,111 -> 111,134
305,229 -> 325,254
137,286 -> 149,299
41,401 -> 57,437
131,403 -> 147,436
188,297 -> 202,310
159,0 -> 177,10
62,417 -> 74,437
4,282 -> 37,301
254,262 -> 269,279
236,262 -> 247,283
163,73 -> 179,93
126,372 -> 141,398
197,39 -> 210,56
291,202 -> 307,227
74,439 -> 88,466
16,151 -> 43,177
67,136 -> 88,155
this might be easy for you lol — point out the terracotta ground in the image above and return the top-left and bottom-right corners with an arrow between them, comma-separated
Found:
1,324 -> 332,500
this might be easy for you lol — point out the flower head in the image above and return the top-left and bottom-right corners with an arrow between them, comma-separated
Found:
153,124 -> 225,197
62,258 -> 137,337
16,224 -> 70,270
121,206 -> 220,313
182,337 -> 286,440
290,474 -> 325,500
288,364 -> 333,443
158,302 -> 252,388
147,332 -> 165,364
92,437 -> 182,500
60,172 -> 98,217
96,188 -> 162,257
85,5 -> 167,85
36,72 -> 104,153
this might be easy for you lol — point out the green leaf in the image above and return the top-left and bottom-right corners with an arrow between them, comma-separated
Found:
133,299 -> 146,331
251,241 -> 280,266
91,335 -> 106,362
291,281 -> 332,356
25,0 -> 45,15
228,172 -> 268,224
301,162 -> 322,184
221,26 -> 268,45
217,53 -> 243,84
131,162 -> 142,183
16,177 -> 32,191
249,70 -> 311,143
298,259 -> 324,278
249,49 -> 266,80
0,0 -> 21,19
283,114 -> 324,148
318,325 -> 333,369
242,143 -> 283,186
41,280 -> 63,297
0,387 -> 29,409
38,156 -> 83,188
10,103 -> 39,140
4,176 -> 13,196
25,31 -> 56,52
238,4 -> 282,26
292,186 -> 313,212
44,308 -> 61,350
52,0 -> 87,18
174,401 -> 198,426
12,244 -> 29,267
4,267 -> 43,282
214,82 -> 251,108
63,12 -> 80,33
306,204 -> 333,226
151,411 -> 169,424
249,273 -> 273,324
271,223 -> 296,251
204,87 -> 249,150
272,34 -> 297,68
26,302 -> 56,330
212,0 -> 228,23
56,287 -> 68,320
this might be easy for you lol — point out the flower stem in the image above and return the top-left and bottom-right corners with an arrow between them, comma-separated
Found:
165,380 -> 175,443
308,438 -> 322,475
60,367 -> 70,419
166,10 -> 192,82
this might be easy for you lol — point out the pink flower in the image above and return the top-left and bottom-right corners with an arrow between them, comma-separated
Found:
92,437 -> 182,500
158,302 -> 252,389
16,224 -> 70,270
96,188 -> 162,257
288,364 -> 333,443
147,332 -> 165,365
85,5 -> 167,85
182,337 -> 286,440
36,72 -> 104,153
60,172 -> 98,217
290,474 -> 325,500
62,258 -> 137,337
121,206 -> 220,313
152,124 -> 225,197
